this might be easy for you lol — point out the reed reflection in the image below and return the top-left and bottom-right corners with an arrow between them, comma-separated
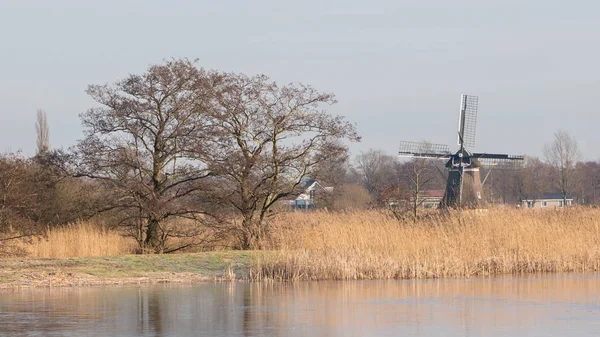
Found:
0,273 -> 598,337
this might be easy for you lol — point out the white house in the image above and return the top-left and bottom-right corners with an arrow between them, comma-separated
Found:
521,194 -> 573,209
292,180 -> 333,209
416,190 -> 445,208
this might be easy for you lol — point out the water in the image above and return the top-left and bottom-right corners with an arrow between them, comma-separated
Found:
1,273 -> 599,336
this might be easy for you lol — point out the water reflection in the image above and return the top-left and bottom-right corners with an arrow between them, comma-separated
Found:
1,273 -> 599,337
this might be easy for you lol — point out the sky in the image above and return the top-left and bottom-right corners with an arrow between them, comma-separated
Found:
1,0 -> 599,160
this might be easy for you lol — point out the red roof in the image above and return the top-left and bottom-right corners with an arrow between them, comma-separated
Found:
422,190 -> 444,198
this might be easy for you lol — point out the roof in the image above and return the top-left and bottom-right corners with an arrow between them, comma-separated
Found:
294,181 -> 333,201
300,177 -> 316,188
422,190 -> 444,198
522,193 -> 573,200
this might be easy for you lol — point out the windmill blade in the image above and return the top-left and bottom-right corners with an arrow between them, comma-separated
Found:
473,153 -> 524,160
457,94 -> 478,148
399,141 -> 451,159
472,152 -> 524,168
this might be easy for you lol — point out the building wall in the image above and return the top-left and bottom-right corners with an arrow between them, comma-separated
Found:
522,199 -> 573,209
421,197 -> 443,208
444,168 -> 485,208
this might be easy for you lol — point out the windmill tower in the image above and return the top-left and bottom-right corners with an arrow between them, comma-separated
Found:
399,95 -> 524,208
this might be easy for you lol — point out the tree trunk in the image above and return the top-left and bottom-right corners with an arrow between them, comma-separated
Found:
240,217 -> 264,250
144,218 -> 164,253
240,225 -> 252,250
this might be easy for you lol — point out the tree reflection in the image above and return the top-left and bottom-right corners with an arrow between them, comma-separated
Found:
137,288 -> 164,337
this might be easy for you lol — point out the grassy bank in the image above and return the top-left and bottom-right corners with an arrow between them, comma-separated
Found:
252,208 -> 600,281
2,208 -> 600,287
0,251 -> 253,288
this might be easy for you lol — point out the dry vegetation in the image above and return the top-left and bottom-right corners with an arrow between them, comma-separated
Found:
251,207 -> 600,281
3,208 -> 600,284
25,222 -> 137,258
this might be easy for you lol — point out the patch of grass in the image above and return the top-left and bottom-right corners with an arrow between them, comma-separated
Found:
0,251 -> 257,285
0,273 -> 18,284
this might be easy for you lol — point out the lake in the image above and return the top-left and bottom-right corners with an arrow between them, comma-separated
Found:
1,273 -> 599,336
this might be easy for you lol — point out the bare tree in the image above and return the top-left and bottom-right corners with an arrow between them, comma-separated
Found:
486,168 -> 513,204
35,109 -> 50,153
509,167 -> 527,204
575,161 -> 600,205
0,153 -> 39,237
309,140 -> 354,209
354,149 -> 397,197
202,73 -> 359,249
0,150 -> 97,255
407,158 -> 437,218
75,59 -> 215,253
510,156 -> 545,205
333,184 -> 374,210
544,130 -> 580,204
311,139 -> 351,187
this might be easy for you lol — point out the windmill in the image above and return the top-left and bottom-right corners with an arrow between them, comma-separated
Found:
398,95 -> 524,208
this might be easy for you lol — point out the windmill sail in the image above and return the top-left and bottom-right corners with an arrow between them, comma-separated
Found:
457,95 -> 478,148
472,153 -> 524,168
399,141 -> 451,158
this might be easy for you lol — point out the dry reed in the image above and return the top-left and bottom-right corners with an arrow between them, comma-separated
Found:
251,208 -> 600,281
27,222 -> 137,258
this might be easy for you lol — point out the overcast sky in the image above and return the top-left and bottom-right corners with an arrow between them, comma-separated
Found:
1,0 -> 599,160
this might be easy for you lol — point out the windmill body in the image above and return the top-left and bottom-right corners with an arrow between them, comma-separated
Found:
399,95 -> 523,208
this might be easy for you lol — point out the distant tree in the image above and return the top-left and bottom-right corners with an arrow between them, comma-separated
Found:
312,139 -> 351,187
575,161 -> 600,205
487,168 -> 513,204
511,156 -> 547,205
202,73 -> 359,249
0,153 -> 39,237
509,166 -> 527,204
354,149 -> 397,198
407,157 -> 437,218
0,149 -> 98,254
332,184 -> 374,210
75,59 -> 215,253
310,140 -> 352,209
506,164 -> 527,205
544,130 -> 580,204
35,109 -> 50,153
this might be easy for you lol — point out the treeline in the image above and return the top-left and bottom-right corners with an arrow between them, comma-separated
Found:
1,59 -> 597,254
343,131 -> 598,208
0,59 -> 359,253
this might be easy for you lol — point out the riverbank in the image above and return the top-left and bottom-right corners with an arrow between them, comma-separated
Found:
2,208 -> 600,288
253,208 -> 600,281
0,251 -> 253,289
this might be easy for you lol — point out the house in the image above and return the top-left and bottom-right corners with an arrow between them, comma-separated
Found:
418,190 -> 445,208
390,189 -> 444,209
521,194 -> 573,209
406,189 -> 444,208
291,179 -> 334,210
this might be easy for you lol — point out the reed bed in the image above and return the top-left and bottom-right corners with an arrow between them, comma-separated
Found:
27,222 -> 137,258
251,208 -> 600,281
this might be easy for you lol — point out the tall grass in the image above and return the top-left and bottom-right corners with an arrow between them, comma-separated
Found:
27,222 -> 137,258
251,208 -> 600,281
